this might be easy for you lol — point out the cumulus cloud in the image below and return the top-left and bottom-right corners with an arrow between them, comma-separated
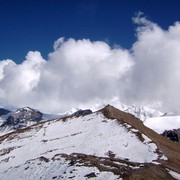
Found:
0,51 -> 45,107
0,38 -> 133,113
124,13 -> 180,112
1,14 -> 180,113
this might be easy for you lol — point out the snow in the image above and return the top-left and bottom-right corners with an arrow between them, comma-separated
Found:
168,170 -> 180,180
1,156 -> 120,180
0,126 -> 13,136
0,112 -> 159,177
64,107 -> 80,115
160,155 -> 168,160
121,105 -> 163,121
144,116 -> 180,134
0,117 -> 5,126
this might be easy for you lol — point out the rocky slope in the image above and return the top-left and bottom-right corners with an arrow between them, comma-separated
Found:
0,105 -> 179,179
163,129 -> 180,143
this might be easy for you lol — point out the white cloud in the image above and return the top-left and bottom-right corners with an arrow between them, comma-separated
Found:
0,59 -> 15,80
1,15 -> 180,113
122,14 -> 180,112
0,38 -> 133,113
53,37 -> 65,50
0,51 -> 45,108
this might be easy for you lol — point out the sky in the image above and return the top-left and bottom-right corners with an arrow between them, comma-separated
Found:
0,0 -> 180,113
1,0 -> 180,62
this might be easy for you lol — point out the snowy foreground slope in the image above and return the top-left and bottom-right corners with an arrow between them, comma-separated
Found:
0,105 -> 180,179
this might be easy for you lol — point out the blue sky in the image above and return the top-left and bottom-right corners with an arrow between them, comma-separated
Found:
0,0 -> 180,63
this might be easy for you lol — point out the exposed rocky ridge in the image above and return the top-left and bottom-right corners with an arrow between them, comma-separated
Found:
72,109 -> 92,117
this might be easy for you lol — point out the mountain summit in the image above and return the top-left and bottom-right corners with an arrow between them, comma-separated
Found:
0,105 -> 179,179
5,107 -> 43,127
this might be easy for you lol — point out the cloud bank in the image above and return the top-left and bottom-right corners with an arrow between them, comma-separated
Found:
1,15 -> 180,113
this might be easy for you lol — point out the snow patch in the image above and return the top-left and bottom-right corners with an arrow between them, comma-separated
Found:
168,169 -> 180,180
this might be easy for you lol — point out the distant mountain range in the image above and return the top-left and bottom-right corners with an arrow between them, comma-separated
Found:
0,105 -> 179,179
0,107 -> 93,136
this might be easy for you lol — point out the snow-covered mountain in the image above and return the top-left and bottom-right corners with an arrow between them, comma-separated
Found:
0,106 -> 93,136
114,104 -> 164,121
1,104 -> 180,139
5,107 -> 43,127
0,107 -> 62,136
0,105 -> 179,179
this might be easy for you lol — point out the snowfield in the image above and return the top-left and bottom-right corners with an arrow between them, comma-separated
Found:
0,112 -> 159,177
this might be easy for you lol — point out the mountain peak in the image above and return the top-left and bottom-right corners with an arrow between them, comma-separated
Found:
2,107 -> 43,130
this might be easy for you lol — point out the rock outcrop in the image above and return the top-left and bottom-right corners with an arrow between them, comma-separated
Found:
163,129 -> 180,143
73,109 -> 92,117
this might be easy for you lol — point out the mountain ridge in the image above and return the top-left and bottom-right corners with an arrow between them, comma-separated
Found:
101,105 -> 180,173
0,105 -> 179,179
